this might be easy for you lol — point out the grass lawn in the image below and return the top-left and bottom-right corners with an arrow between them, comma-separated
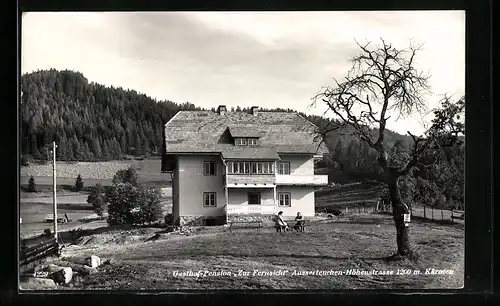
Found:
53,213 -> 463,290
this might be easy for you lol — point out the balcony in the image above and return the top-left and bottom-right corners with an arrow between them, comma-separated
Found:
225,174 -> 276,187
276,175 -> 328,186
226,204 -> 277,215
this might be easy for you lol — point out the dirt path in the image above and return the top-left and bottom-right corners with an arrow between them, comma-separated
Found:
20,194 -> 90,204
61,231 -> 222,260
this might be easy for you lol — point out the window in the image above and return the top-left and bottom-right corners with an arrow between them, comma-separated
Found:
235,138 -> 247,146
278,193 -> 291,207
262,162 -> 269,174
203,192 -> 217,207
248,192 -> 261,205
278,162 -> 290,175
203,161 -> 216,176
251,162 -> 257,174
227,161 -> 275,174
235,138 -> 258,146
248,138 -> 258,145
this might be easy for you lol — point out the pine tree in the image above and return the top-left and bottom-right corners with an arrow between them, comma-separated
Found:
102,140 -> 110,159
120,134 -> 128,154
71,135 -> 82,160
134,133 -> 142,156
57,133 -> 68,160
91,137 -> 102,159
79,141 -> 89,161
27,176 -> 37,192
75,174 -> 84,192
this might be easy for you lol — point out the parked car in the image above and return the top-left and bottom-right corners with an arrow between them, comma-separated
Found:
45,213 -> 71,223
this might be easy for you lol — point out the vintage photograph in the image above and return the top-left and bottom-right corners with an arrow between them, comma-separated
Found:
19,11 -> 465,290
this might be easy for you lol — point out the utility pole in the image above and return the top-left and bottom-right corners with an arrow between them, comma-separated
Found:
52,141 -> 58,240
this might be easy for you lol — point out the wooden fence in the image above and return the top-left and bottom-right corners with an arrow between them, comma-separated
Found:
376,204 -> 464,223
20,238 -> 60,267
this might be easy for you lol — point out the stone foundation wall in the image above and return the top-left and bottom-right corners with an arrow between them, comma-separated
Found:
227,214 -> 275,222
174,214 -> 276,226
177,215 -> 226,226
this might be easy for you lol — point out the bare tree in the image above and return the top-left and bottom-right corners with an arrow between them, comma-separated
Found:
312,38 -> 464,259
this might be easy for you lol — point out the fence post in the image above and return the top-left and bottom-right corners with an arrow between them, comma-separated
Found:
441,208 -> 444,221
432,207 -> 434,220
424,205 -> 426,219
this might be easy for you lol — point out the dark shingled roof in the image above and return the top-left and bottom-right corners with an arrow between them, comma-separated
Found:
221,147 -> 280,160
164,111 -> 328,155
228,126 -> 265,138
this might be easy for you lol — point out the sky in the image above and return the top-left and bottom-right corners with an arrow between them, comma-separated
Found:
21,11 -> 465,136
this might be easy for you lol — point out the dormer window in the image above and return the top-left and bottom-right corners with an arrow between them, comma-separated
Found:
235,137 -> 258,146
235,138 -> 247,146
247,138 -> 258,145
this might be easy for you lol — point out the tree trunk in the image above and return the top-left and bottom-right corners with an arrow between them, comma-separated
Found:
388,178 -> 411,256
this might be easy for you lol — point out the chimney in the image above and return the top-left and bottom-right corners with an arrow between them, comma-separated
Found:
251,106 -> 259,116
217,105 -> 227,115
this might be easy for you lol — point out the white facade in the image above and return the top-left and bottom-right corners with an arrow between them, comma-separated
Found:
171,154 -> 327,222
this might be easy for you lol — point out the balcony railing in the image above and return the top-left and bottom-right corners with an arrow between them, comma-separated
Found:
226,204 -> 277,215
275,175 -> 328,186
226,174 -> 276,186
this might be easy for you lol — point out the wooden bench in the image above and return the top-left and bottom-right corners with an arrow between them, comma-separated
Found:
229,220 -> 263,232
451,210 -> 465,221
20,238 -> 60,266
276,220 -> 310,232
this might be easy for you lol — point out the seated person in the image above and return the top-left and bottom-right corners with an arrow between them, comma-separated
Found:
294,212 -> 304,232
273,211 -> 288,232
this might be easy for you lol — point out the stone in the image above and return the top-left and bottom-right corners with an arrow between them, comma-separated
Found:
51,267 -> 73,284
105,258 -> 116,265
59,261 -> 98,275
20,277 -> 57,290
45,264 -> 64,273
85,255 -> 101,268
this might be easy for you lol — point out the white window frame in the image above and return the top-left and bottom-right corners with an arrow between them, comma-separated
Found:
203,192 -> 217,207
278,161 -> 290,175
248,138 -> 257,145
203,161 -> 216,176
278,192 -> 291,207
235,138 -> 248,146
228,161 -> 275,174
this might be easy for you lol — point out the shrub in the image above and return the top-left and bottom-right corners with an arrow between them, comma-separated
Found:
21,155 -> 29,166
27,176 -> 37,192
87,184 -> 106,216
133,185 -> 163,225
112,167 -> 139,186
43,228 -> 52,238
106,183 -> 162,226
164,213 -> 173,225
74,174 -> 84,192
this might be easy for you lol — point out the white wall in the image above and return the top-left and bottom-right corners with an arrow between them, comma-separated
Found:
276,186 -> 315,217
177,155 -> 225,216
228,188 -> 275,206
278,155 -> 314,176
